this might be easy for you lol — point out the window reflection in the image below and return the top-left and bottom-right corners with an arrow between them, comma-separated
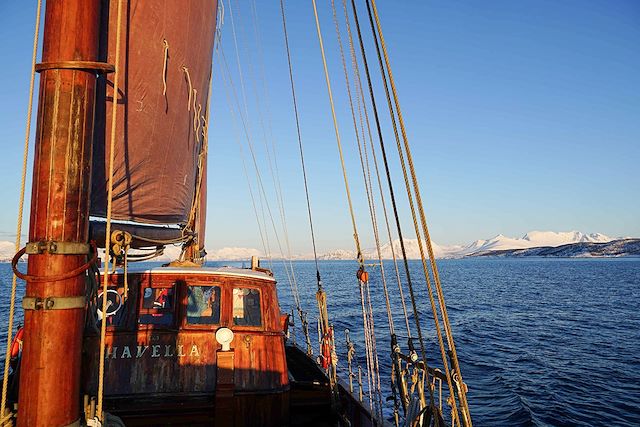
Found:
139,287 -> 174,326
187,286 -> 221,325
233,288 -> 261,326
142,288 -> 173,309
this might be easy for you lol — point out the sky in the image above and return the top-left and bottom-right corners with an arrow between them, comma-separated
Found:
0,0 -> 638,255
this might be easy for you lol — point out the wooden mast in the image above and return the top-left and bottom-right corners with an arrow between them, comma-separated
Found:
17,1 -> 101,425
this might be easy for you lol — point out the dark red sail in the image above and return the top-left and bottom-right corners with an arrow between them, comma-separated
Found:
91,0 -> 218,227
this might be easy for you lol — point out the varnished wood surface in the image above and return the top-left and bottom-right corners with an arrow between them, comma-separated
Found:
17,1 -> 100,425
78,270 -> 380,426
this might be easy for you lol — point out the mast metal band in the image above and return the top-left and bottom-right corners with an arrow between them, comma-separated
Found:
26,241 -> 90,255
34,61 -> 115,74
22,296 -> 85,311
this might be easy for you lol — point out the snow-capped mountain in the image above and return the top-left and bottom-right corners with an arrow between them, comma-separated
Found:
457,231 -> 614,254
318,231 -> 617,260
0,231 -> 627,262
0,241 -> 16,262
206,247 -> 262,261
131,245 -> 262,262
361,238 -> 458,260
472,239 -> 640,258
318,249 -> 355,260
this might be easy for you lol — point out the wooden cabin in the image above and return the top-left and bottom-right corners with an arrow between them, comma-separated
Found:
1,261 -> 379,426
78,263 -> 379,426
82,265 -> 292,426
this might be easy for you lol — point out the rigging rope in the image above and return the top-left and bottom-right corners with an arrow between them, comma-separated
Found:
217,50 -> 271,262
279,0 -> 323,357
349,0 -> 443,421
331,0 -> 391,416
367,2 -> 472,421
311,0 -> 381,415
162,39 -> 169,96
96,0 -> 124,420
247,0 -> 305,326
182,67 -> 193,111
227,0 -> 300,293
361,0 -> 470,424
0,0 -> 42,420
330,0 -> 394,337
340,0 -> 412,340
311,0 -> 363,262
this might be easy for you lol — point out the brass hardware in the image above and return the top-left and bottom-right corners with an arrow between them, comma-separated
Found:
26,241 -> 90,255
22,296 -> 85,311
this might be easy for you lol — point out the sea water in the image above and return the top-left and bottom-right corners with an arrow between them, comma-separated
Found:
1,258 -> 639,426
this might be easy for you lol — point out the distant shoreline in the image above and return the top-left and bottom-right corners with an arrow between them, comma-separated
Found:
1,239 -> 638,263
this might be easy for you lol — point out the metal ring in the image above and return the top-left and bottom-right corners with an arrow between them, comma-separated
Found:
35,61 -> 115,74
12,241 -> 98,283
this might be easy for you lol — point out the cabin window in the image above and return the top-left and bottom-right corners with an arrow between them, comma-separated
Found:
232,288 -> 261,327
139,287 -> 175,326
186,285 -> 221,325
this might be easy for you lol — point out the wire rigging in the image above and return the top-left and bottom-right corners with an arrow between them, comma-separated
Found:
349,1 -> 449,423
217,49 -> 271,262
248,0 -> 305,330
367,2 -> 472,420
278,0 -> 322,289
340,0 -> 412,341
226,0 -> 302,302
362,0 -> 472,424
331,0 -> 397,417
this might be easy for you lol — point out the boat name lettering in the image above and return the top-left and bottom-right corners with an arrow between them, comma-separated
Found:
105,344 -> 201,359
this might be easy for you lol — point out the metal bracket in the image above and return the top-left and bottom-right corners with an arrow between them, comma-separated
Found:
26,241 -> 90,255
22,296 -> 86,311
35,61 -> 115,74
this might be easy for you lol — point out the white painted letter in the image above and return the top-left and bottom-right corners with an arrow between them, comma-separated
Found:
106,347 -> 117,359
137,345 -> 149,358
165,345 -> 175,357
177,345 -> 185,357
121,346 -> 132,359
190,344 -> 200,357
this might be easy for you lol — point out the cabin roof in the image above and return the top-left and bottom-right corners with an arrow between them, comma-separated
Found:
102,265 -> 276,282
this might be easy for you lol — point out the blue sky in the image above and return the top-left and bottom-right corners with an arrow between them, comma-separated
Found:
0,1 -> 638,254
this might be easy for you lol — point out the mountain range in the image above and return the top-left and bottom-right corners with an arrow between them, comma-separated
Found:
0,231 -> 637,262
318,231 -> 633,260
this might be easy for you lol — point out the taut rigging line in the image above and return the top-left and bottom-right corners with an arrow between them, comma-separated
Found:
226,0 -> 304,316
348,0 -> 443,422
217,49 -> 270,262
331,0 -> 397,417
278,0 -> 323,358
364,0 -> 463,421
365,0 -> 472,424
310,0 -> 382,414
248,0 -> 304,325
340,0 -> 412,343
